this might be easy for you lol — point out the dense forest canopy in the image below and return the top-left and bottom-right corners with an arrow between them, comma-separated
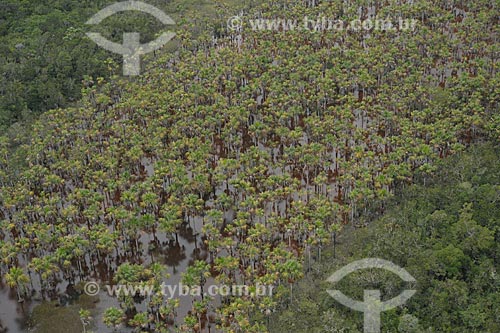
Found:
0,0 -> 498,332
0,0 -> 247,132
269,143 -> 500,332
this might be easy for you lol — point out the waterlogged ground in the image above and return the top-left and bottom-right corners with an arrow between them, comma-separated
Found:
0,218 -> 206,333
0,1 -> 252,332
0,1 -> 496,332
29,293 -> 97,333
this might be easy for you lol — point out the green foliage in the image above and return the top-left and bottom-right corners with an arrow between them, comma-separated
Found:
0,0 -> 498,332
103,307 -> 124,330
270,143 -> 500,333
0,0 -> 249,132
0,0 -> 116,131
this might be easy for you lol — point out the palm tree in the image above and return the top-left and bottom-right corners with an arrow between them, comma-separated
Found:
182,260 -> 210,301
279,259 -> 303,302
5,266 -> 29,302
29,255 -> 59,296
103,307 -> 124,332
79,309 -> 92,333
159,202 -> 183,244
129,311 -> 149,332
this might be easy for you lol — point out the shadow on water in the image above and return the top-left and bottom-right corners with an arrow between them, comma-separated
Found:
0,217 -> 205,333
0,284 -> 31,333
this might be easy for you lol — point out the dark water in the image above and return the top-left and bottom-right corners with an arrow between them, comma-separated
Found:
0,2 -> 479,331
0,285 -> 31,333
0,219 -> 207,333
